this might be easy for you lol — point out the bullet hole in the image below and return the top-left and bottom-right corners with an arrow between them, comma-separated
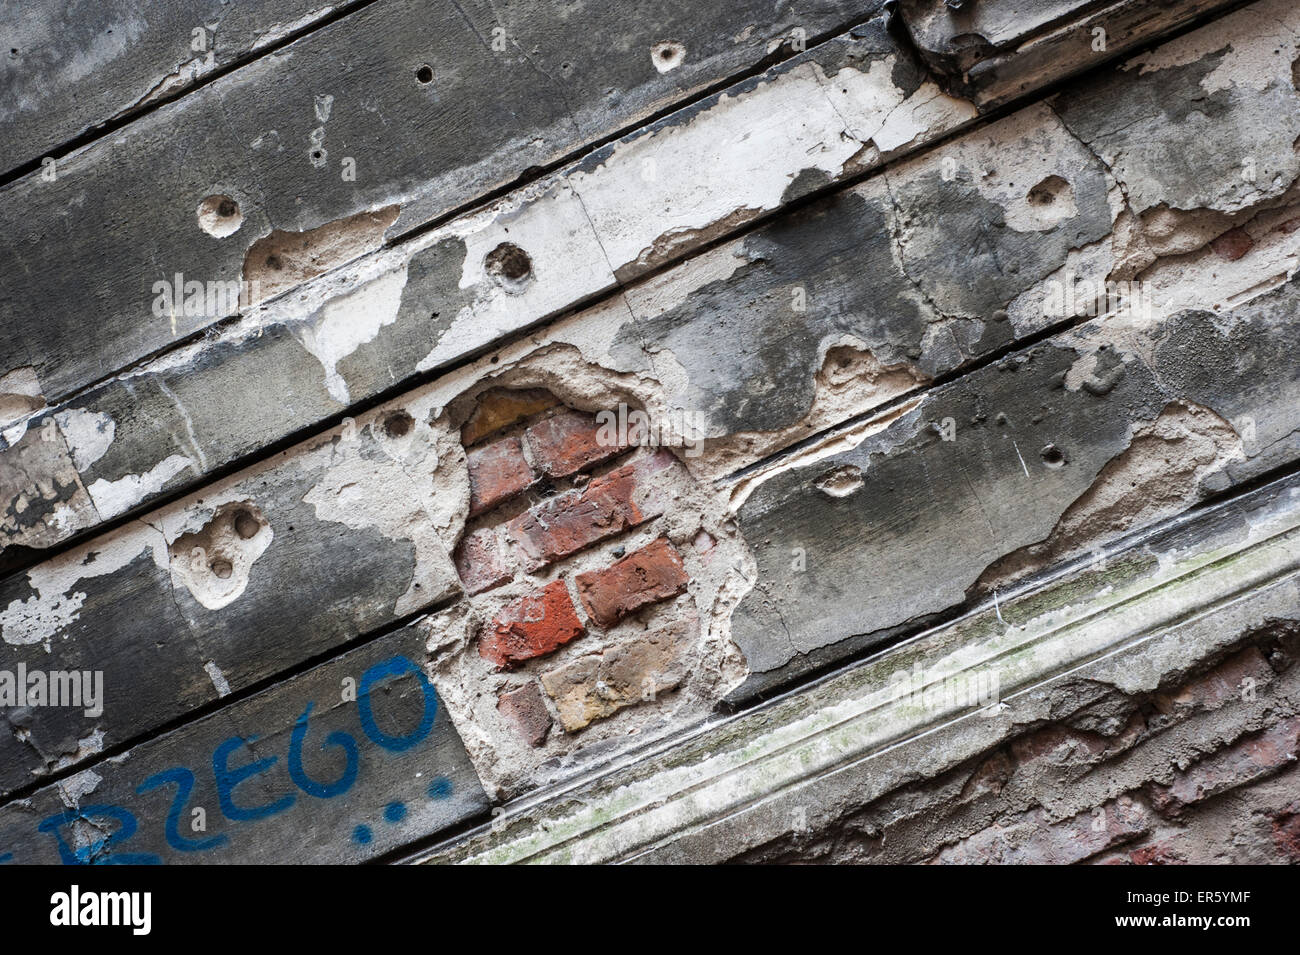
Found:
234,510 -> 261,540
1040,444 -> 1067,468
381,410 -> 414,438
169,501 -> 272,610
815,464 -> 865,497
484,242 -> 533,292
310,148 -> 326,165
196,195 -> 243,238
415,64 -> 434,84
651,41 -> 685,73
1025,175 -> 1077,228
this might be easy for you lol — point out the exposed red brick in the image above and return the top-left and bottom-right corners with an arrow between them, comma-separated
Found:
540,619 -> 693,731
525,408 -> 628,478
1210,227 -> 1254,261
1271,805 -> 1300,861
1130,841 -> 1185,866
575,537 -> 688,628
462,388 -> 558,446
480,580 -> 586,668
467,435 -> 535,517
497,682 -> 552,747
1149,715 -> 1300,818
505,451 -> 677,571
453,527 -> 513,595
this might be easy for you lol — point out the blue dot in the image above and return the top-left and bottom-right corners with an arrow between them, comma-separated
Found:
428,777 -> 453,800
384,801 -> 407,823
352,825 -> 372,845
0,853 -> 11,864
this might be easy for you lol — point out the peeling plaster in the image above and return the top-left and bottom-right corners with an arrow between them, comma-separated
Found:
0,522 -> 169,650
293,268 -> 408,403
85,453 -> 193,521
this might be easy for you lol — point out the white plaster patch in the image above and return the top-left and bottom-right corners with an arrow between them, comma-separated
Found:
0,523 -> 169,650
303,416 -> 459,614
1127,0 -> 1299,93
57,768 -> 103,807
417,183 -> 614,372
570,58 -> 975,274
85,454 -> 193,520
167,502 -> 273,611
52,729 -> 106,771
54,408 -> 115,471
204,660 -> 232,697
294,268 -> 408,403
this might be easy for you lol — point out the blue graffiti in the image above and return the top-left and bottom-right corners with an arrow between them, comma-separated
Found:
37,805 -> 161,865
288,701 -> 360,799
136,767 -> 228,852
357,655 -> 438,752
213,735 -> 297,822
0,853 -> 12,864
27,653 -> 444,864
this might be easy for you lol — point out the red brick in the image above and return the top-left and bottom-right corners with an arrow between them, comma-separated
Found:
497,682 -> 552,747
505,450 -> 677,571
461,388 -> 558,446
1129,841 -> 1185,866
1149,715 -> 1300,818
575,537 -> 688,628
525,408 -> 627,478
453,527 -> 513,595
1271,803 -> 1300,861
467,435 -> 535,517
480,580 -> 586,668
1210,227 -> 1254,261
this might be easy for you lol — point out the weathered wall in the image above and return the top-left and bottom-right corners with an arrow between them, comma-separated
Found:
0,0 -> 1295,864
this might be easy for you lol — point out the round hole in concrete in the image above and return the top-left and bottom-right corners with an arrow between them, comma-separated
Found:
196,195 -> 243,238
210,558 -> 234,579
1040,444 -> 1067,468
415,64 -> 434,84
1024,175 -> 1077,228
484,242 -> 533,292
381,410 -> 414,438
652,41 -> 685,73
234,510 -> 261,540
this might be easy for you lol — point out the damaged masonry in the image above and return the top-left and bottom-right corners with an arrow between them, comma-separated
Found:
0,0 -> 1298,876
